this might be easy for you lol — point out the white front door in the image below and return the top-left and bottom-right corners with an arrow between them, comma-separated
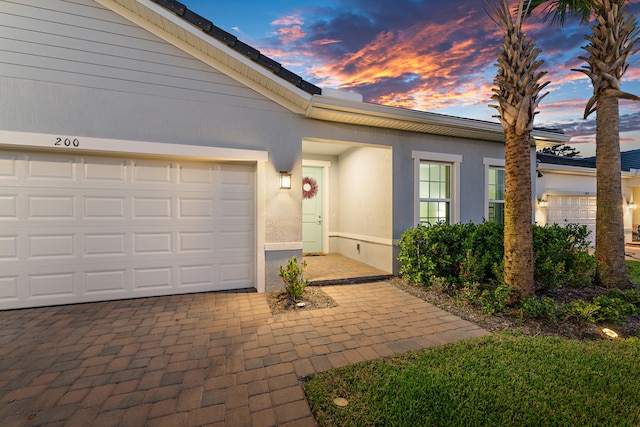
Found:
302,166 -> 323,253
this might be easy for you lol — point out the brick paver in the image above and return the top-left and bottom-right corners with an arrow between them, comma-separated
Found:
0,281 -> 488,426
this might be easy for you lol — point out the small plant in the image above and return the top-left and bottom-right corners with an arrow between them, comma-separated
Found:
278,256 -> 308,300
562,300 -> 599,323
454,282 -> 481,305
519,296 -> 558,322
479,284 -> 511,315
592,293 -> 638,324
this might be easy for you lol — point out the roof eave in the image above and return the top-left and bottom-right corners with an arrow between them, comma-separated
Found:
308,96 -> 571,145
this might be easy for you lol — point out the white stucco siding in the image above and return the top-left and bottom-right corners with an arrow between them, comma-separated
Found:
0,0 -> 274,107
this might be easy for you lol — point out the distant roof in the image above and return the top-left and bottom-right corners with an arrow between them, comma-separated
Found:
151,0 -> 321,96
620,149 -> 640,171
537,150 -> 640,171
536,152 -> 596,168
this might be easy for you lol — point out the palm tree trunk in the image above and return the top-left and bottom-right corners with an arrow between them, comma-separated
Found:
595,92 -> 630,288
503,129 -> 534,300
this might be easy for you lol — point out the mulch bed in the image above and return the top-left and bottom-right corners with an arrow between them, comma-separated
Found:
388,277 -> 640,340
266,287 -> 338,315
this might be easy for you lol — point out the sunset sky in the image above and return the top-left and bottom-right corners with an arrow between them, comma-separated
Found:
185,0 -> 640,156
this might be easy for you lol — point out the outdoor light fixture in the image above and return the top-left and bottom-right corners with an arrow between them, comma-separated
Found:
629,202 -> 637,209
538,199 -> 548,208
279,171 -> 292,189
602,328 -> 619,339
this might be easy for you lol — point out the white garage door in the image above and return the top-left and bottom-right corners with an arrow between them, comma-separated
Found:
547,195 -> 596,245
0,150 -> 255,310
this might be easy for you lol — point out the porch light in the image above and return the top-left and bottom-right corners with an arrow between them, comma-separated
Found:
538,199 -> 548,208
279,171 -> 292,189
629,202 -> 637,209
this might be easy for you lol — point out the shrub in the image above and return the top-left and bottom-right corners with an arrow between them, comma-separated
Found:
397,224 -> 432,285
562,300 -> 599,323
479,284 -> 511,315
519,297 -> 558,322
533,224 -> 597,290
278,256 -> 308,300
463,221 -> 504,284
397,222 -> 597,294
592,293 -> 638,324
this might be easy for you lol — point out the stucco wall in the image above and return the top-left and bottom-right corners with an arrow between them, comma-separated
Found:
0,0 -> 516,289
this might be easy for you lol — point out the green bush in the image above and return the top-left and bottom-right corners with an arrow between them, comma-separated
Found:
562,300 -> 599,323
398,222 -> 475,286
278,256 -> 308,300
479,284 -> 511,315
520,296 -> 558,322
592,293 -> 638,324
397,224 -> 432,285
533,224 -> 596,289
560,289 -> 640,324
463,221 -> 504,284
397,222 -> 596,291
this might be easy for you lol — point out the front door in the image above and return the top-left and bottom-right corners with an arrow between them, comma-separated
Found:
302,165 -> 323,253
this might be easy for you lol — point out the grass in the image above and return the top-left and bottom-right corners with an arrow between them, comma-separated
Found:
303,334 -> 640,426
627,260 -> 640,285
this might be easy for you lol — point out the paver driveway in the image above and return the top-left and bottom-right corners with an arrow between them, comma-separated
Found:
0,281 -> 489,426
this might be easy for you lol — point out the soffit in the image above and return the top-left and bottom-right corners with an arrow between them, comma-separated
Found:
308,96 -> 570,146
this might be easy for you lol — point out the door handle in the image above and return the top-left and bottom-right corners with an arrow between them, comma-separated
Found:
317,215 -> 322,225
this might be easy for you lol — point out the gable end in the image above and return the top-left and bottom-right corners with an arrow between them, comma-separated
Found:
149,0 -> 321,96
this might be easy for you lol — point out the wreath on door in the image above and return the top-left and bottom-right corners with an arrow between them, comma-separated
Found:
302,176 -> 318,199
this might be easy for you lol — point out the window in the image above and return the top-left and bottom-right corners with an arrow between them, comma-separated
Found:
488,167 -> 505,223
484,158 -> 506,223
413,151 -> 462,225
419,162 -> 451,224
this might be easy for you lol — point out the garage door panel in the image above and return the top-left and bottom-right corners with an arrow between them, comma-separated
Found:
84,158 -> 127,182
0,195 -> 17,217
84,196 -> 126,218
0,150 -> 256,310
85,233 -> 127,256
29,234 -> 75,258
132,159 -> 173,183
0,275 -> 19,300
0,235 -> 18,259
26,154 -> 76,180
29,271 -> 76,298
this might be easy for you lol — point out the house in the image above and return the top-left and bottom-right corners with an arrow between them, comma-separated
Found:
535,151 -> 640,245
0,0 -> 568,310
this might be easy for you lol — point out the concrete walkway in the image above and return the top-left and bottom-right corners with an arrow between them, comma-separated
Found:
0,282 -> 489,426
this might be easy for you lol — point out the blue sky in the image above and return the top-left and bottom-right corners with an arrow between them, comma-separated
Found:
185,0 -> 640,156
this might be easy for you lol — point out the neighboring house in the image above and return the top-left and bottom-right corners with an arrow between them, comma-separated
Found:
0,0 -> 568,310
535,151 -> 640,245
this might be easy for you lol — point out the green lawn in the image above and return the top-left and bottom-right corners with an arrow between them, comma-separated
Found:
303,334 -> 640,426
627,260 -> 640,285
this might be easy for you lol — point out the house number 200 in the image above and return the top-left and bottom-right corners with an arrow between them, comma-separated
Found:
54,137 -> 80,147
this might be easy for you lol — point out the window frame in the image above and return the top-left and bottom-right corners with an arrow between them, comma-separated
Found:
412,151 -> 462,225
483,157 -> 506,222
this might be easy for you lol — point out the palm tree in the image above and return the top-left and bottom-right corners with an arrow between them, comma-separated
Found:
487,0 -> 550,302
530,0 -> 639,288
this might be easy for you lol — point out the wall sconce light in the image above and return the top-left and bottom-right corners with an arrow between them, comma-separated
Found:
538,199 -> 548,208
279,171 -> 292,189
629,202 -> 637,209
